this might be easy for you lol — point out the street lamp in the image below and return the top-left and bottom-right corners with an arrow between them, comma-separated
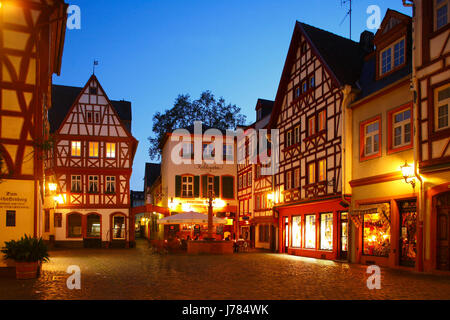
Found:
48,183 -> 57,192
400,161 -> 416,189
206,189 -> 216,241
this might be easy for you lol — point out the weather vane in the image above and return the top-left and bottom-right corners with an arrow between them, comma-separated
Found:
340,0 -> 353,40
93,60 -> 99,75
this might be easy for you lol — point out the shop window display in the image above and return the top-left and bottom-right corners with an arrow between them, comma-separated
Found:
292,216 -> 301,248
320,213 -> 333,251
305,215 -> 316,249
363,209 -> 390,257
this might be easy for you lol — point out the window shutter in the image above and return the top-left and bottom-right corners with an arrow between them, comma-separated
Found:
194,176 -> 200,198
175,176 -> 181,197
214,176 -> 220,197
202,176 -> 208,198
222,176 -> 234,199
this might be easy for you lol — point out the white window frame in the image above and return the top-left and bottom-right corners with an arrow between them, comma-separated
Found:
364,121 -> 380,157
88,175 -> 99,193
106,176 -> 116,193
71,141 -> 81,157
181,175 -> 194,198
71,175 -> 82,193
392,108 -> 412,147
89,142 -> 99,158
435,84 -> 450,131
106,143 -> 116,158
380,38 -> 405,76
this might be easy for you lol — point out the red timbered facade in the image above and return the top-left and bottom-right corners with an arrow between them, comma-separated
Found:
270,22 -> 365,260
44,75 -> 138,248
0,0 -> 67,259
237,99 -> 276,250
413,0 -> 450,272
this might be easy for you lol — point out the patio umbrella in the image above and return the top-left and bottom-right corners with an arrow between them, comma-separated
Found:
156,212 -> 227,225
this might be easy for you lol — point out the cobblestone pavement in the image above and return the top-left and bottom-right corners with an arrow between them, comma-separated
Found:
1,240 -> 450,300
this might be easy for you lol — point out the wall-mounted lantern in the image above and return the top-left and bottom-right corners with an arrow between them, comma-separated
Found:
400,161 -> 416,189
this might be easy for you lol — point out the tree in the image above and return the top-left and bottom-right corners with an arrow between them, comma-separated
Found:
148,91 -> 247,160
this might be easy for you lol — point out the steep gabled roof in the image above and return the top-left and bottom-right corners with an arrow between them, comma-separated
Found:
144,163 -> 161,189
50,83 -> 132,133
269,21 -> 366,127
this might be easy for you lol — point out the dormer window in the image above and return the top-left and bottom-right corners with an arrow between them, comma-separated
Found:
257,108 -> 262,121
380,38 -> 405,76
436,0 -> 449,30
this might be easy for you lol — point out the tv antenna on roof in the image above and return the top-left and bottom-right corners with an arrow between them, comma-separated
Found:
93,60 -> 99,75
340,0 -> 353,40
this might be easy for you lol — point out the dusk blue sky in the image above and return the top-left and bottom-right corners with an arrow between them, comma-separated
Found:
53,0 -> 412,191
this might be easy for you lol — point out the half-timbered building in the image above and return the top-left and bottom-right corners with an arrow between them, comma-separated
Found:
44,75 -> 138,248
0,0 -> 67,263
412,0 -> 450,272
237,99 -> 277,250
269,21 -> 367,260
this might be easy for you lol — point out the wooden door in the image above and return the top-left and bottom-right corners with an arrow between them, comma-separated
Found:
437,192 -> 450,270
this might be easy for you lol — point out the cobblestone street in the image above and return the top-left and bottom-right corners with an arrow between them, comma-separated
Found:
1,240 -> 450,300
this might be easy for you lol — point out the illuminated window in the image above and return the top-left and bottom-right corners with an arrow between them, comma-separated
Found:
71,175 -> 82,193
318,110 -> 326,132
88,176 -> 99,193
320,213 -> 333,251
86,214 -> 100,238
106,143 -> 116,158
106,176 -> 116,193
436,84 -> 450,130
363,210 -> 391,257
392,108 -> 412,148
292,216 -> 302,248
436,0 -> 449,30
182,176 -> 194,198
112,216 -> 126,239
305,215 -> 316,249
318,159 -> 326,182
71,141 -> 81,157
308,116 -> 316,136
89,142 -> 99,158
308,163 -> 316,184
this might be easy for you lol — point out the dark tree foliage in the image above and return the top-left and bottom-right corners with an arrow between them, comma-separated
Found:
148,91 -> 247,160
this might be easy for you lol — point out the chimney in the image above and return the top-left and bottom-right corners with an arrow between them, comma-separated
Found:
359,31 -> 375,53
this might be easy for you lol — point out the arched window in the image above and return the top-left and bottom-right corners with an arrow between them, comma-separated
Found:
86,214 -> 101,238
68,214 -> 82,238
112,215 -> 126,240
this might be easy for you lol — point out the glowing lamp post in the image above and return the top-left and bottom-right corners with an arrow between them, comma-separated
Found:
400,161 -> 416,189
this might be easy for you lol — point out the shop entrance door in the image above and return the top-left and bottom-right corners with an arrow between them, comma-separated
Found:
437,192 -> 450,270
283,217 -> 289,253
399,200 -> 417,267
339,212 -> 348,260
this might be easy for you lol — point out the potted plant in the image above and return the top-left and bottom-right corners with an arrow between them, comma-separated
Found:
1,235 -> 50,279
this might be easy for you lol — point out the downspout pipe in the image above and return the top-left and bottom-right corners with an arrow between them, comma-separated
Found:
404,0 -> 425,272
